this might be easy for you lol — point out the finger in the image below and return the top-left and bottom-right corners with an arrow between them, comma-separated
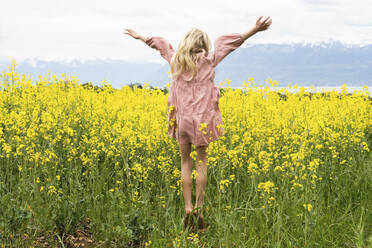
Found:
257,16 -> 263,23
263,16 -> 270,24
124,28 -> 133,34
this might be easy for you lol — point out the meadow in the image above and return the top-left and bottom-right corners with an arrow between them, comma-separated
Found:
0,60 -> 371,247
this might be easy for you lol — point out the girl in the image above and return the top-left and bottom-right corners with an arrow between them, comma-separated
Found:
124,16 -> 272,232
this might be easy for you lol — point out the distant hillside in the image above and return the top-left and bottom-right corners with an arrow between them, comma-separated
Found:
1,41 -> 371,89
217,41 -> 372,87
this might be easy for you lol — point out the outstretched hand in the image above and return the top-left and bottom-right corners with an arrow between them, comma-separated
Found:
123,28 -> 144,41
254,16 -> 272,32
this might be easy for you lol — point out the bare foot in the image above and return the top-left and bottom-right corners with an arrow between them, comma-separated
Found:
185,205 -> 193,215
192,209 -> 204,219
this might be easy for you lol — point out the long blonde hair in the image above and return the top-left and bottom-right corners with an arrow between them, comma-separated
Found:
170,28 -> 211,82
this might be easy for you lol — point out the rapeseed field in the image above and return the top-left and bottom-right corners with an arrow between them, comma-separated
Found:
1,60 -> 371,247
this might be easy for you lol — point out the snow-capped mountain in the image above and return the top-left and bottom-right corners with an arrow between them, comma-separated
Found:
1,41 -> 371,89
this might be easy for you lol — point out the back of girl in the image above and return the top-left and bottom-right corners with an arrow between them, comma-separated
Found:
124,16 -> 272,232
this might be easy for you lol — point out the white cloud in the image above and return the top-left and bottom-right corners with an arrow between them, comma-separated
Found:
0,0 -> 371,62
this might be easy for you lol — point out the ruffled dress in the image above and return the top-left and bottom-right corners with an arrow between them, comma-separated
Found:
145,33 -> 244,146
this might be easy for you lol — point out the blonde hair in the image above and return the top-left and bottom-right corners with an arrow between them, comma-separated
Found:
170,28 -> 211,82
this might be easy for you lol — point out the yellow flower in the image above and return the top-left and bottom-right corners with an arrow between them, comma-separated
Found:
216,124 -> 224,130
303,203 -> 312,212
48,185 -> 57,195
219,179 -> 231,190
257,181 -> 275,194
191,170 -> 198,179
198,122 -> 207,131
187,232 -> 199,241
190,151 -> 198,160
247,163 -> 259,174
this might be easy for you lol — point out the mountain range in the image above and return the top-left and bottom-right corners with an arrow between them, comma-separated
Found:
1,40 -> 371,89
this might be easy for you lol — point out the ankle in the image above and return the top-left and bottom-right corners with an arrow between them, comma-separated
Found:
193,206 -> 204,215
185,205 -> 193,214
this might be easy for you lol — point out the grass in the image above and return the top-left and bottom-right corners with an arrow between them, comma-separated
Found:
0,148 -> 371,247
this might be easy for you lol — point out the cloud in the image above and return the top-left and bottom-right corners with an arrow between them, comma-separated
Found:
0,0 -> 371,62
302,0 -> 339,9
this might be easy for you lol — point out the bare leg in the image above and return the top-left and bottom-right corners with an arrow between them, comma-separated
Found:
195,145 -> 208,218
179,142 -> 193,214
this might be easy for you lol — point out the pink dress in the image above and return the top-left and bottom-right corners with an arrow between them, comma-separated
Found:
145,33 -> 244,146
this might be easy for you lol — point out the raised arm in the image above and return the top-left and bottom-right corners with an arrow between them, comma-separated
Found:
123,28 -> 147,42
143,36 -> 175,63
212,16 -> 272,67
212,33 -> 245,67
124,28 -> 175,63
241,16 -> 272,41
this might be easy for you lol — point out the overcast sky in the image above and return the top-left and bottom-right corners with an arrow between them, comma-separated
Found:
1,0 -> 371,63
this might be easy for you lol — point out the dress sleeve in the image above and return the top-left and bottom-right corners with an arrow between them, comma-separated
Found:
212,33 -> 244,67
145,36 -> 175,63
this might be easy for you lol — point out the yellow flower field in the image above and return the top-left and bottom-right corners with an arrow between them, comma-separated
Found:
0,60 -> 371,247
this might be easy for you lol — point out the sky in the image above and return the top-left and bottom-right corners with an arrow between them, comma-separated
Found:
1,0 -> 371,63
